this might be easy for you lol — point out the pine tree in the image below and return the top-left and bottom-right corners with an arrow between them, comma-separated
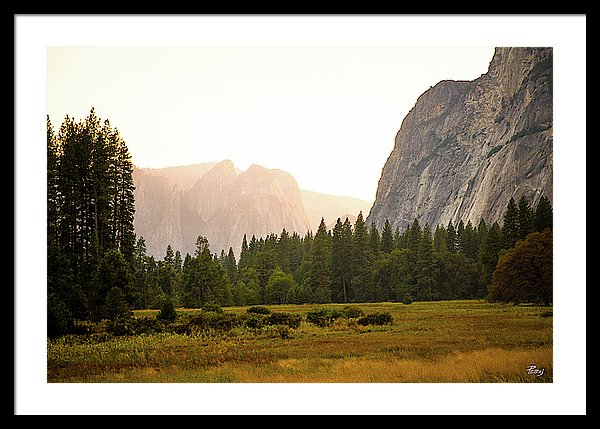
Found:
415,224 -> 438,301
517,195 -> 534,240
502,197 -> 521,249
239,234 -> 250,269
351,212 -> 375,302
458,220 -> 478,260
407,219 -> 422,253
381,219 -> 394,253
479,222 -> 503,290
47,109 -> 137,323
331,217 -> 353,303
393,226 -> 404,249
277,229 -> 291,273
224,247 -> 238,288
369,222 -> 381,255
94,248 -> 134,321
164,245 -> 175,268
433,224 -> 448,254
534,195 -> 553,232
445,220 -> 458,253
308,218 -> 332,303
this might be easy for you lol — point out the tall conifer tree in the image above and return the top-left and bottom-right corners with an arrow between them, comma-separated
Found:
308,218 -> 333,303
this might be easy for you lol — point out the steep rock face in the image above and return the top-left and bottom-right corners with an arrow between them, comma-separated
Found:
134,161 -> 311,258
366,47 -> 553,231
133,168 -> 184,257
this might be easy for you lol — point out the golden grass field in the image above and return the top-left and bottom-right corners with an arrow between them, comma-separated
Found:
47,300 -> 552,383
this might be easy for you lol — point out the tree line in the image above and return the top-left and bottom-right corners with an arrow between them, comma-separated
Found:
129,194 -> 552,312
47,110 -> 553,337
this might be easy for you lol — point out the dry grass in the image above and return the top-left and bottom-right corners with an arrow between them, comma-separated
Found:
48,300 -> 553,383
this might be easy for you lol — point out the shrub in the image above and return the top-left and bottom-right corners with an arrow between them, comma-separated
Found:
189,312 -> 241,331
47,293 -> 73,338
202,301 -> 224,313
266,312 -> 302,329
241,313 -> 265,329
104,286 -> 133,321
275,325 -> 291,339
247,305 -> 271,315
357,312 -> 393,326
339,306 -> 364,319
107,317 -> 166,336
306,308 -> 342,327
402,293 -> 414,305
488,230 -> 552,305
157,297 -> 178,322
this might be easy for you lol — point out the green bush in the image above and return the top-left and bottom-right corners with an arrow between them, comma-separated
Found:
241,313 -> 265,329
189,312 -> 241,331
107,317 -> 166,336
266,312 -> 302,329
339,306 -> 364,319
247,306 -> 271,315
402,293 -> 414,305
47,293 -> 74,338
306,308 -> 342,327
357,312 -> 393,326
157,297 -> 178,322
202,301 -> 224,313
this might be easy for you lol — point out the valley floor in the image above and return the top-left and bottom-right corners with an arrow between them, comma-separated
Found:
47,300 -> 552,383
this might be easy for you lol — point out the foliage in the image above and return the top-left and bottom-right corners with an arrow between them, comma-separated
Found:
306,307 -> 342,327
265,267 -> 297,304
47,109 -> 554,323
187,312 -> 241,331
158,297 -> 178,322
266,312 -> 302,329
402,293 -> 414,305
306,306 -> 363,327
247,306 -> 271,315
47,109 -> 136,325
357,312 -> 393,326
339,306 -> 365,318
48,301 -> 553,383
104,286 -> 133,322
47,292 -> 74,338
488,229 -> 553,305
202,301 -> 224,313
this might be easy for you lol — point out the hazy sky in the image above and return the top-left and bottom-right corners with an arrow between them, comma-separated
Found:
47,45 -> 495,202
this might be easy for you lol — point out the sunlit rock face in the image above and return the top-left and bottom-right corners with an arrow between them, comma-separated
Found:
367,47 -> 553,231
134,160 -> 311,258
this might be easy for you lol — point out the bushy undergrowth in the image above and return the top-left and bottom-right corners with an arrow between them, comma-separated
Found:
59,304 -> 393,340
82,308 -> 302,338
357,312 -> 394,326
247,306 -> 271,315
306,306 -> 366,327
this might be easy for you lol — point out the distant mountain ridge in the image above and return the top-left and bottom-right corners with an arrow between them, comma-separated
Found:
133,160 -> 371,259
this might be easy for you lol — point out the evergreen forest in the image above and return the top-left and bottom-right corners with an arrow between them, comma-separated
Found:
47,110 -> 553,337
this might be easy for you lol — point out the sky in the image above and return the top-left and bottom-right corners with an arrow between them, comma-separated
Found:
46,45 -> 495,202
17,15 -> 586,415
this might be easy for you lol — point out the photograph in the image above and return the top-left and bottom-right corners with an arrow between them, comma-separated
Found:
15,14 -> 586,415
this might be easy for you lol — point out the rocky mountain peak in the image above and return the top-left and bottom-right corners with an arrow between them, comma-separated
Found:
366,47 -> 552,232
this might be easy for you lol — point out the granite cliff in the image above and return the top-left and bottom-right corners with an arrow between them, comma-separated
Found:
366,47 -> 553,231
134,161 -> 311,258
133,161 -> 371,259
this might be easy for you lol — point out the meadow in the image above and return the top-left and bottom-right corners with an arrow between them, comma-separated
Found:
47,300 -> 552,383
